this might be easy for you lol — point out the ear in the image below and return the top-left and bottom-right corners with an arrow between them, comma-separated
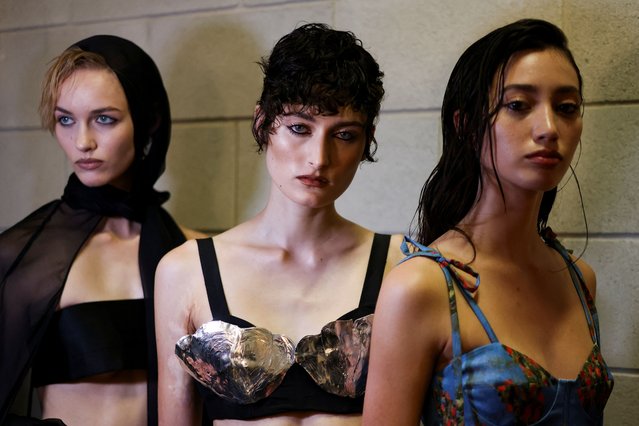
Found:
148,112 -> 161,136
453,110 -> 461,133
253,104 -> 263,127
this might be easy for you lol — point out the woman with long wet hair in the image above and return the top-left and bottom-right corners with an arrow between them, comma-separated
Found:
363,19 -> 614,425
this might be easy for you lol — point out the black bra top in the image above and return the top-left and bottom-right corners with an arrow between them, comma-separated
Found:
31,299 -> 147,387
189,234 -> 391,420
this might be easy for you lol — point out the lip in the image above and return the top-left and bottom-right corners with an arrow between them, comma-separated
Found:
75,158 -> 103,171
297,175 -> 329,188
525,150 -> 563,167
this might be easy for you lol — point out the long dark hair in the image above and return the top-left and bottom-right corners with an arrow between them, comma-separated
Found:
415,19 -> 583,245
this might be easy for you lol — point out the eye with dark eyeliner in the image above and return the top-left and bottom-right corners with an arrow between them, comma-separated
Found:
287,124 -> 310,135
335,130 -> 357,141
503,99 -> 530,112
96,114 -> 117,125
555,102 -> 581,116
56,115 -> 74,126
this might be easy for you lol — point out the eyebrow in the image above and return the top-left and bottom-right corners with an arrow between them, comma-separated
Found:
54,106 -> 122,115
503,84 -> 581,96
282,111 -> 366,128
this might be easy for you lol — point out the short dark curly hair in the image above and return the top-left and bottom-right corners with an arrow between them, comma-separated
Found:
252,23 -> 385,162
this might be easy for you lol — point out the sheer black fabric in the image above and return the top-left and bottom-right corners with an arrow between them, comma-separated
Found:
0,35 -> 185,426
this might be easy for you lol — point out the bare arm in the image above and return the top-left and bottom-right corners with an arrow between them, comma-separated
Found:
362,257 -> 450,425
155,241 -> 203,426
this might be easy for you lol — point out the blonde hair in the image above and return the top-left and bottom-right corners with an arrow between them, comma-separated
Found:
39,47 -> 111,133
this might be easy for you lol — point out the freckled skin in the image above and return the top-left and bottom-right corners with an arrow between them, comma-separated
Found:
363,49 -> 597,426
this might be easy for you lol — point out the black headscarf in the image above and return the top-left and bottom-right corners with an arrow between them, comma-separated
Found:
0,35 -> 185,425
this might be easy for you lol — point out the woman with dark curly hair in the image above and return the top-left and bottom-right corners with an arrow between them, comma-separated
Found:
155,23 -> 403,425
363,19 -> 614,425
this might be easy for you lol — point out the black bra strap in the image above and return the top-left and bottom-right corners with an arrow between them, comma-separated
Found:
358,233 -> 391,308
197,235 -> 390,319
196,238 -> 231,320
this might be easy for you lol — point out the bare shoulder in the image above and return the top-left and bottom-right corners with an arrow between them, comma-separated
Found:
383,253 -> 450,299
179,225 -> 209,240
156,239 -> 204,290
573,256 -> 597,299
155,238 -> 209,332
377,252 -> 452,331
365,243 -> 452,424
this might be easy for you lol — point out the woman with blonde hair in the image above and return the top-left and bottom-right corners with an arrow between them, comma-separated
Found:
0,35 -> 202,425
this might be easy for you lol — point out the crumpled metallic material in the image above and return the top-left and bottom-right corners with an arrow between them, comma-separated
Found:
296,314 -> 374,398
175,320 -> 295,404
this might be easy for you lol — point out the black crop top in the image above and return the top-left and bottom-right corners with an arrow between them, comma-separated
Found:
32,299 -> 147,386
188,234 -> 390,420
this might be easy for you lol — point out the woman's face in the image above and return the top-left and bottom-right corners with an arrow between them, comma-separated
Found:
483,48 -> 583,194
54,68 -> 135,190
265,105 -> 368,209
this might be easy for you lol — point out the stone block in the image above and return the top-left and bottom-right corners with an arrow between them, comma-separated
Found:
337,112 -> 439,234
562,237 -> 639,369
552,105 -> 639,233
68,0 -> 239,23
334,0 -> 562,111
237,120 -> 269,223
603,371 -> 639,426
565,0 -> 639,102
0,130 -> 67,228
157,122 -> 236,231
147,4 -> 332,120
0,0 -> 71,30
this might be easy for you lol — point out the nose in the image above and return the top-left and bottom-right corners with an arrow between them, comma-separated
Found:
75,125 -> 97,152
307,133 -> 331,168
533,104 -> 559,143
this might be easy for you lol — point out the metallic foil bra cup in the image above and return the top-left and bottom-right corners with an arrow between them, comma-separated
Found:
175,314 -> 374,404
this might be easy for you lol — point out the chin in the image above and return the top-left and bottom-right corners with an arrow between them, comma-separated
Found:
74,173 -> 112,188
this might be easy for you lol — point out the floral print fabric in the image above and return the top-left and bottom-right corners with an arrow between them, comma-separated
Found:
400,234 -> 614,425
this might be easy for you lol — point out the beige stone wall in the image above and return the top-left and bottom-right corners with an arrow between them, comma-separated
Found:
0,0 -> 637,423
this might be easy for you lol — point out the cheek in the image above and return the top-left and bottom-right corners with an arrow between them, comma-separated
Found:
484,119 -> 521,164
54,129 -> 75,160
265,145 -> 289,181
114,128 -> 136,169
562,119 -> 583,158
266,142 -> 296,167
344,150 -> 364,173
479,129 -> 497,169
569,120 -> 583,142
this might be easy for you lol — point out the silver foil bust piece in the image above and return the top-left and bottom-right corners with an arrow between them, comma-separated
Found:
175,320 -> 295,404
296,313 -> 374,398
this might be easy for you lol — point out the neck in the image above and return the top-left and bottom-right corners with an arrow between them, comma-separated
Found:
252,187 -> 359,252
455,183 -> 546,261
99,216 -> 142,239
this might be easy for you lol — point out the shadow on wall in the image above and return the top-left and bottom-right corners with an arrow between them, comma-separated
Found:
158,21 -> 265,233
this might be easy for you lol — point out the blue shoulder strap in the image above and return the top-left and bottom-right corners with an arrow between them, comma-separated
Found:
400,236 -> 498,348
541,228 -> 600,346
